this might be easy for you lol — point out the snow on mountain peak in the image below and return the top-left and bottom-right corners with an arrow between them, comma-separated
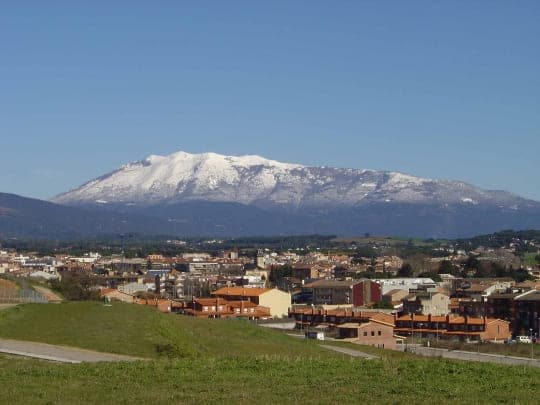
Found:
51,150 -> 528,211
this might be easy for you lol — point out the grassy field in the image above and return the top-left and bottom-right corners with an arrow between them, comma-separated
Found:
1,302 -> 540,404
1,351 -> 539,404
0,302 -> 334,359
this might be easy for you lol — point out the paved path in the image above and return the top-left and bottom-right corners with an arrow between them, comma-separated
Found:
413,346 -> 540,368
320,344 -> 379,359
0,339 -> 142,363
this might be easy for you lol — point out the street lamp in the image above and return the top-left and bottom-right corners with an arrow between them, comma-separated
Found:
411,313 -> 414,345
417,323 -> 424,345
531,328 -> 534,360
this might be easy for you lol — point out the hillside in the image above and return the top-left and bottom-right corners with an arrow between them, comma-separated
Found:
0,192 -> 173,239
0,302 -> 329,359
0,303 -> 540,403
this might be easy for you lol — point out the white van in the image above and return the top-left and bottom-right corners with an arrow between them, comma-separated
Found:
517,336 -> 532,344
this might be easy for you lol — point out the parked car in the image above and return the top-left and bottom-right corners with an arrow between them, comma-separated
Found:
517,335 -> 532,344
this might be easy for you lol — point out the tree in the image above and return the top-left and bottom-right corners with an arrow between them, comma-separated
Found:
372,300 -> 394,309
397,263 -> 413,277
50,273 -> 100,301
269,265 -> 293,283
463,255 -> 480,270
438,260 -> 454,274
509,267 -> 534,283
418,271 -> 442,282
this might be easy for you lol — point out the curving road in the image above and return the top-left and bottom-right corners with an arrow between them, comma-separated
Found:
0,338 -> 142,363
320,344 -> 379,359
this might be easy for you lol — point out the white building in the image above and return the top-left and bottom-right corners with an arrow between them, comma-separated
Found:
373,278 -> 437,295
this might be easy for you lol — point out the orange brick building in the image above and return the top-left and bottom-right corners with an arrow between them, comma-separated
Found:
395,314 -> 510,342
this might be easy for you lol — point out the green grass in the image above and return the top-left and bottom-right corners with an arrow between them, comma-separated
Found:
1,353 -> 539,404
0,302 -> 335,359
1,303 -> 540,403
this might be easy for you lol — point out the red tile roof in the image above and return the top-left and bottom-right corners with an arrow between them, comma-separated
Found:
211,287 -> 271,297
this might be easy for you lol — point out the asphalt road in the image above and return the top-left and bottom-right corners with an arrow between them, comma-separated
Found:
0,338 -> 142,363
320,344 -> 379,359
414,346 -> 540,368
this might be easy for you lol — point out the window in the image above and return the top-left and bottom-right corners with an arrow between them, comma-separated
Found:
371,331 -> 375,336
364,332 -> 368,336
378,331 -> 382,336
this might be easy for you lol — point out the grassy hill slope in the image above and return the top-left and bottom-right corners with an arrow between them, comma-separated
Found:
1,302 -> 539,404
0,302 -> 334,359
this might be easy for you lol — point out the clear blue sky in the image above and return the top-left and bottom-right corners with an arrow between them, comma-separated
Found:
1,1 -> 539,201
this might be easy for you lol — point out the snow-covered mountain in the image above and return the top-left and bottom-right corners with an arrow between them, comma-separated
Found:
48,151 -> 540,238
51,150 -> 534,210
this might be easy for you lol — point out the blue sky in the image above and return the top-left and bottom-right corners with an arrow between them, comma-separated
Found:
1,1 -> 539,200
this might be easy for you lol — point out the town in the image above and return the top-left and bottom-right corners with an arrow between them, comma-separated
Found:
2,231 -> 540,350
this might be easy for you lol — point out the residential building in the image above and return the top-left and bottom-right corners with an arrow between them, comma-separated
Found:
289,306 -> 394,329
303,279 -> 381,306
487,289 -> 540,336
182,297 -> 271,319
211,287 -> 291,317
382,289 -> 408,305
402,292 -> 450,316
373,278 -> 437,295
394,314 -> 510,342
338,319 -> 396,349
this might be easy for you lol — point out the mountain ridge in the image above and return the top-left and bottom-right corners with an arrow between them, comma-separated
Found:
2,151 -> 539,239
51,150 -> 538,211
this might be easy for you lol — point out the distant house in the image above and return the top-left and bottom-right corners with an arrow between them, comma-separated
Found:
100,288 -> 134,303
303,279 -> 381,306
211,287 -> 291,317
373,278 -> 437,294
394,314 -> 510,342
119,282 -> 147,295
182,297 -> 271,319
289,306 -> 394,330
382,289 -> 408,306
402,292 -> 449,316
338,318 -> 396,350
292,264 -> 319,280
488,288 -> 540,336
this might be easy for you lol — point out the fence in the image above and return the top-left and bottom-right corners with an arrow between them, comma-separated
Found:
0,288 -> 47,304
